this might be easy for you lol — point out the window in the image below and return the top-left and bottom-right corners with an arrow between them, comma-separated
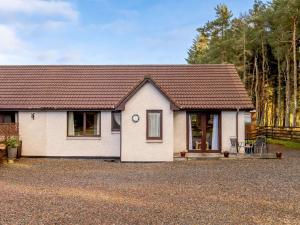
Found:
244,112 -> 251,125
0,112 -> 16,123
146,110 -> 162,140
67,112 -> 100,137
111,111 -> 121,131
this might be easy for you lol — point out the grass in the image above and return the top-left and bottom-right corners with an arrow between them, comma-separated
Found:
267,138 -> 300,149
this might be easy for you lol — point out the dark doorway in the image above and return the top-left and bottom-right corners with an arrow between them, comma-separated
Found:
0,112 -> 16,123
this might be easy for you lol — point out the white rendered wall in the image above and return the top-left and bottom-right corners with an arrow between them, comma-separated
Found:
121,83 -> 174,162
173,111 -> 187,153
19,111 -> 120,157
19,112 -> 48,156
221,111 -> 245,153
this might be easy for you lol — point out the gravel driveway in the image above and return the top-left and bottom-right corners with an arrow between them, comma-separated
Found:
0,145 -> 299,225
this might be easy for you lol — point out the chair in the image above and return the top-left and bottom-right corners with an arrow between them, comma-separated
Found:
244,140 -> 254,154
230,137 -> 238,153
254,136 -> 267,155
230,137 -> 246,153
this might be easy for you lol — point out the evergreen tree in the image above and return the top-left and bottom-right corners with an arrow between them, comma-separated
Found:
186,0 -> 300,127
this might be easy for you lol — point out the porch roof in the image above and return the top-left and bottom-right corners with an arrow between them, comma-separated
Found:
0,64 -> 253,110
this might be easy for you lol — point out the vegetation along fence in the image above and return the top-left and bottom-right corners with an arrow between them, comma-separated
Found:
0,123 -> 19,141
246,126 -> 300,142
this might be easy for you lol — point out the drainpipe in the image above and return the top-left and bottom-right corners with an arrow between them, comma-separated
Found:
236,108 -> 239,153
120,111 -> 122,163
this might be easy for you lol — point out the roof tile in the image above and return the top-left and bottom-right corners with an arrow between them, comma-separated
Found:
0,65 -> 254,110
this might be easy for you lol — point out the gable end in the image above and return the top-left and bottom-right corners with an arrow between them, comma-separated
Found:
115,76 -> 180,111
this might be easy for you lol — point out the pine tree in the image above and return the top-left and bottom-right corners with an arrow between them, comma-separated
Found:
186,0 -> 300,127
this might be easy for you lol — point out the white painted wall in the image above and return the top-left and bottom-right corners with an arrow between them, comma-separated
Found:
19,111 -> 120,157
173,111 -> 187,153
121,83 -> 174,162
221,111 -> 245,153
19,112 -> 47,156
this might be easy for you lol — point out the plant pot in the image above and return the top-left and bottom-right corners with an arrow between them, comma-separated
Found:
276,152 -> 282,159
7,147 -> 18,160
180,152 -> 186,157
223,151 -> 230,158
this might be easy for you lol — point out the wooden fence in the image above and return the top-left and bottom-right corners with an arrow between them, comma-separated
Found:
0,123 -> 19,141
246,126 -> 300,142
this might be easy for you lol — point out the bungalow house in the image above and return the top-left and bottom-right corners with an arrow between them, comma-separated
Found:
0,65 -> 253,161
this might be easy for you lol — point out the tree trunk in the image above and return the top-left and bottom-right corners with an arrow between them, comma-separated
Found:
276,57 -> 282,127
292,18 -> 298,127
255,54 -> 260,126
272,85 -> 276,126
251,58 -> 255,98
260,41 -> 266,126
243,30 -> 247,84
285,54 -> 291,127
265,94 -> 269,126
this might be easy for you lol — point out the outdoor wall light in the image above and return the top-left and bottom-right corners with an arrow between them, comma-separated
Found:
31,113 -> 35,120
132,114 -> 140,123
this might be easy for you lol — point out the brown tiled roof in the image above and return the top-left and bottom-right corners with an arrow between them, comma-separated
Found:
0,65 -> 253,110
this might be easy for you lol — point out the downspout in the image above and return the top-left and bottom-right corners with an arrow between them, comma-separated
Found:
120,111 -> 122,162
236,108 -> 239,153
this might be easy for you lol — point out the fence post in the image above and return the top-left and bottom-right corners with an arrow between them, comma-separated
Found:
253,126 -> 300,141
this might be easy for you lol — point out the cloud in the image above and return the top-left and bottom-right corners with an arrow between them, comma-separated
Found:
0,24 -> 32,64
0,1 -> 81,64
0,0 -> 79,21
43,20 -> 68,30
0,22 -> 82,64
0,25 -> 26,53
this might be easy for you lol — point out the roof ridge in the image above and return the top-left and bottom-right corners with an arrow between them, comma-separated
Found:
0,64 -> 235,67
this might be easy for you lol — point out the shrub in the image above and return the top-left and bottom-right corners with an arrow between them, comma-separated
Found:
6,137 -> 19,148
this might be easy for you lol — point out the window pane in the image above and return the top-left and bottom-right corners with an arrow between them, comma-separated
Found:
189,114 -> 203,150
148,112 -> 161,138
112,112 -> 121,131
206,114 -> 219,150
67,112 -> 75,136
0,112 -> 15,123
68,112 -> 100,137
73,112 -> 84,136
244,112 -> 251,124
86,112 -> 97,136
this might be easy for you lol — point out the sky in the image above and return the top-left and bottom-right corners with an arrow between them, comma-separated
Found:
0,0 -> 259,65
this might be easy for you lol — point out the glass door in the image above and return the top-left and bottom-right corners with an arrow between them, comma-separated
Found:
188,112 -> 220,152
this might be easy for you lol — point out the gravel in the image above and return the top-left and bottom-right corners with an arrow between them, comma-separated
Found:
0,145 -> 299,225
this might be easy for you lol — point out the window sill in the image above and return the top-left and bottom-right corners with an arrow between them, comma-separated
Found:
111,131 -> 120,134
67,137 -> 101,140
146,140 -> 163,143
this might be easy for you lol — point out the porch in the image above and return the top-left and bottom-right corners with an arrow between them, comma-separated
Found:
174,151 -> 277,160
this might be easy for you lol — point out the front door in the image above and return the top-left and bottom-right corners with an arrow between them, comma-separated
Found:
188,112 -> 221,152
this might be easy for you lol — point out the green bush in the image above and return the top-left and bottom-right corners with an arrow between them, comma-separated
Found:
6,137 -> 19,148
